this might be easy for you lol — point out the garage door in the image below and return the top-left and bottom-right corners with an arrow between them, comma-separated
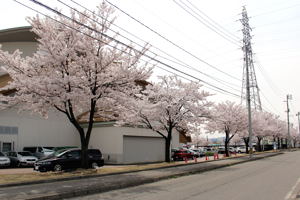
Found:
123,136 -> 165,164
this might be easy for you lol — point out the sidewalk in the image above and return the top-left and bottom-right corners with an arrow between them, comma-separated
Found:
0,152 -> 282,200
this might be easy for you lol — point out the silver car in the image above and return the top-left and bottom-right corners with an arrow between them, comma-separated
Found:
6,151 -> 38,167
0,152 -> 10,167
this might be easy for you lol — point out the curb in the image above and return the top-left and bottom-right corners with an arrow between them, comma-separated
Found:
22,152 -> 283,200
0,152 -> 282,188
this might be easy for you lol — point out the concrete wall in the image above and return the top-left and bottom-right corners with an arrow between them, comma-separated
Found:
0,107 -> 80,152
123,136 -> 165,164
88,123 -> 180,164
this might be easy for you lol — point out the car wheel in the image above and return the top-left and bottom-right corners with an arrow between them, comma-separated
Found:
53,164 -> 62,172
91,162 -> 98,169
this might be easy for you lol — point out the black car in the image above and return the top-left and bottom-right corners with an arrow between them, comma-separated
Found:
34,148 -> 104,172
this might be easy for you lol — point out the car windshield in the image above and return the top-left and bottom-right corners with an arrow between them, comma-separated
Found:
43,148 -> 54,152
18,152 -> 32,156
55,149 -> 72,157
0,152 -> 5,156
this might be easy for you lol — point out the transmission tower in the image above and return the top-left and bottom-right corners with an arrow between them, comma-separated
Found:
240,6 -> 262,111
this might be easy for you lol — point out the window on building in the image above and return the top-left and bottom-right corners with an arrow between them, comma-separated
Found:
2,142 -> 12,152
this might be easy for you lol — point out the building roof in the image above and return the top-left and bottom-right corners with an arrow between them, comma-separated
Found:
0,26 -> 37,43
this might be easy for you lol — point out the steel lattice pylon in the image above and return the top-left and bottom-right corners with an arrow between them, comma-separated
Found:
240,6 -> 262,111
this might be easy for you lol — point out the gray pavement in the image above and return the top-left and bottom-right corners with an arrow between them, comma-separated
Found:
0,152 -> 282,200
70,151 -> 300,200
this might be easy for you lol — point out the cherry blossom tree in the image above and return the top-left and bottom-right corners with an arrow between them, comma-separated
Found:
252,111 -> 275,151
0,3 -> 152,168
237,130 -> 250,153
191,130 -> 203,147
118,76 -> 212,162
195,136 -> 210,147
206,101 -> 247,157
268,115 -> 286,149
230,134 -> 243,147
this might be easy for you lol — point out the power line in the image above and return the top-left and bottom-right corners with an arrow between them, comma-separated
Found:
155,65 -> 240,98
259,91 -> 281,115
254,56 -> 284,98
186,0 -> 241,41
59,0 -> 242,92
104,0 -> 242,82
173,0 -> 241,46
57,0 -> 241,92
130,0 -> 243,66
129,0 -> 224,57
12,0 -> 241,98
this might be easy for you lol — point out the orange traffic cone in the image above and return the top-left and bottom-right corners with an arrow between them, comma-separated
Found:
205,155 -> 209,160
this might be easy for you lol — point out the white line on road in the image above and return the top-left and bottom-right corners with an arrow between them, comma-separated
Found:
285,176 -> 300,200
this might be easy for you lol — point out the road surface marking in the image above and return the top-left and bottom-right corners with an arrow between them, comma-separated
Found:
285,177 -> 300,200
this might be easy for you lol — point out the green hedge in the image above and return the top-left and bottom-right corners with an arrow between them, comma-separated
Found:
205,152 -> 215,156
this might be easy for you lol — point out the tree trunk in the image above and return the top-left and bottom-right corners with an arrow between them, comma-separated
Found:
243,137 -> 249,154
225,140 -> 229,157
278,137 -> 281,149
225,130 -> 230,157
81,141 -> 89,168
165,137 -> 171,162
257,137 -> 262,152
76,128 -> 90,169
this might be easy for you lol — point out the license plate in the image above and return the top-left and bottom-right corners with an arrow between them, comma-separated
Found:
34,166 -> 39,170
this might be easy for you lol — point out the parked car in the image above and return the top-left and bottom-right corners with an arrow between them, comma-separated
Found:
236,147 -> 246,153
0,151 -> 10,167
34,148 -> 104,172
172,149 -> 194,161
171,148 -> 178,157
188,149 -> 200,158
218,147 -> 226,154
204,147 -> 217,153
229,147 -> 236,153
190,149 -> 205,157
6,151 -> 38,167
236,147 -> 256,153
218,147 -> 236,154
23,146 -> 54,159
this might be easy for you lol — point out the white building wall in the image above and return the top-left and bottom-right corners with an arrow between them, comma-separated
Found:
88,123 -> 180,164
0,107 -> 80,152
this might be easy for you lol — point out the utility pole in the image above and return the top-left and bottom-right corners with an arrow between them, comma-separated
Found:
285,94 -> 292,149
240,6 -> 257,158
296,112 -> 300,135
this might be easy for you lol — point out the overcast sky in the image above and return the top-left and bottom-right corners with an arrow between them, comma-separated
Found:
1,0 -> 300,128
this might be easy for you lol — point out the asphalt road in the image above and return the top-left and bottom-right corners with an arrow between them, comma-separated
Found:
69,151 -> 300,200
